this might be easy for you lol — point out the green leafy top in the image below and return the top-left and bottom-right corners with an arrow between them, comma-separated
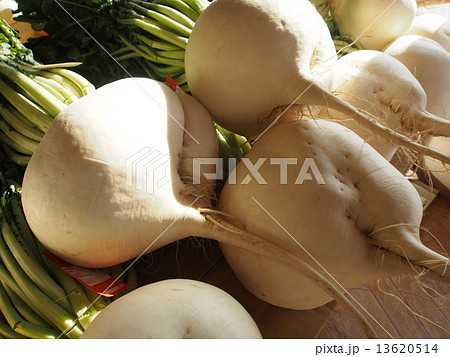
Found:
0,18 -> 41,69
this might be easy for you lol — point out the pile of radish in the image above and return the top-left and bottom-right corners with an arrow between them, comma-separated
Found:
2,0 -> 448,338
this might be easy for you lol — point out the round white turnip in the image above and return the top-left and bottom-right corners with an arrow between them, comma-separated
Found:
81,279 -> 262,339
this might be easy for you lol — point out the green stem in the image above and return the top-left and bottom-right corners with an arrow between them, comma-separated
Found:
8,196 -> 44,266
0,228 -> 83,338
119,36 -> 184,66
0,313 -> 26,339
155,50 -> 185,60
43,260 -> 97,331
0,283 -> 61,339
0,130 -> 37,156
116,17 -> 188,49
32,76 -> 78,106
47,69 -> 95,97
0,78 -> 53,132
153,0 -> 199,21
0,144 -> 30,167
0,263 -> 44,321
181,0 -> 209,14
0,103 -> 44,142
134,33 -> 182,51
82,287 -> 108,313
0,63 -> 66,118
0,211 -> 73,314
130,2 -> 192,37
138,45 -> 185,66
145,63 -> 184,77
114,52 -> 142,62
36,71 -> 83,99
110,46 -> 133,57
172,72 -> 187,85
2,283 -> 50,328
133,1 -> 195,29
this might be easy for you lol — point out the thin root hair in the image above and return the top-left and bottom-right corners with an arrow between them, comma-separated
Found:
376,279 -> 450,336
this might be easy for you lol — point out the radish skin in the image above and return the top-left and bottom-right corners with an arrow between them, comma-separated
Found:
384,35 -> 450,121
218,119 -> 450,310
329,0 -> 417,51
404,14 -> 450,52
81,279 -> 263,339
326,50 -> 450,160
185,0 -> 450,164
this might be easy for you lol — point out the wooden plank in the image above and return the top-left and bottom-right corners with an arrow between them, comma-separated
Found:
317,284 -> 400,339
388,275 -> 450,338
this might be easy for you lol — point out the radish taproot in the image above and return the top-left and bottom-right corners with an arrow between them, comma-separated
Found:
328,0 -> 417,51
325,50 -> 450,160
384,35 -> 450,120
81,279 -> 262,339
218,119 -> 450,310
404,14 -> 450,52
185,0 -> 450,164
21,77 -> 381,338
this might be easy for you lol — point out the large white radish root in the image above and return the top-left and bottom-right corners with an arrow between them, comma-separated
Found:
325,50 -> 450,160
185,0 -> 450,164
384,35 -> 450,120
21,78 -> 383,338
21,78 -> 220,267
404,14 -> 450,52
329,0 -> 417,51
218,119 -> 450,310
81,279 -> 262,339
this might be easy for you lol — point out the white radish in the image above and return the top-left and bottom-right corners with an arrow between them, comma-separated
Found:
21,77 -> 396,338
384,35 -> 450,120
185,0 -> 450,164
328,0 -> 417,51
22,78 -> 218,268
218,119 -> 450,310
81,279 -> 262,339
325,50 -> 450,160
404,14 -> 450,51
